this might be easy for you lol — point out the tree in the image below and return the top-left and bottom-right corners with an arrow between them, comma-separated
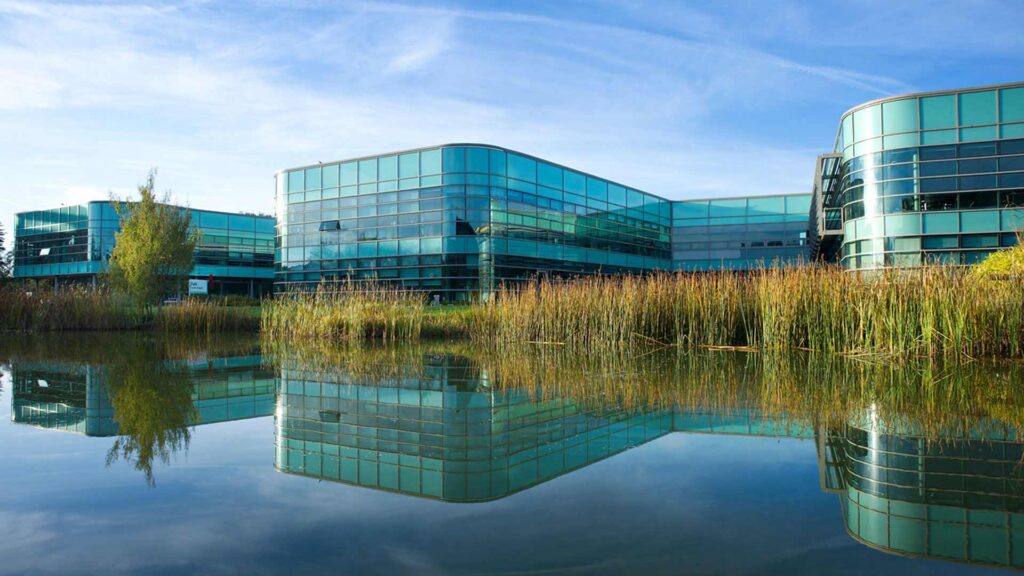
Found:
108,170 -> 198,304
0,220 -> 10,281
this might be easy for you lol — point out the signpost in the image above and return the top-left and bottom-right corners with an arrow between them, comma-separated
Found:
188,279 -> 209,295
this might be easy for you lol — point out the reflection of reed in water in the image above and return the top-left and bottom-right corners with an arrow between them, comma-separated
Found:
265,340 -> 1024,442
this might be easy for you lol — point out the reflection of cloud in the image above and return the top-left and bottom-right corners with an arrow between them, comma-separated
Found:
0,511 -> 58,573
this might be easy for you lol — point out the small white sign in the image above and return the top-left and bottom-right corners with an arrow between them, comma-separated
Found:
188,279 -> 209,295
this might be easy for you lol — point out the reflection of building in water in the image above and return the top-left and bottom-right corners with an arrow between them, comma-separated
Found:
274,355 -> 812,502
821,417 -> 1024,570
276,356 -> 1024,570
10,356 -> 276,436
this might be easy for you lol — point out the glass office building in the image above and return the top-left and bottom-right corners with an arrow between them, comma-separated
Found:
812,81 -> 1024,269
276,144 -> 809,300
13,201 -> 276,296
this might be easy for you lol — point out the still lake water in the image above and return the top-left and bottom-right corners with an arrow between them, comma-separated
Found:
1,334 -> 1022,575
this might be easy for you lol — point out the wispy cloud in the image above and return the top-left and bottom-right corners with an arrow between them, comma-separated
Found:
0,0 -> 1020,238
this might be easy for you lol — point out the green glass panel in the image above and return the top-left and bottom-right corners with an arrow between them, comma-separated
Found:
420,149 -> 441,175
853,104 -> 881,141
961,210 -> 999,232
1001,86 -> 1024,122
358,159 -> 377,183
442,147 -> 465,172
287,170 -> 304,192
747,196 -> 785,215
921,94 -> 956,129
1002,123 -> 1024,139
537,162 -> 562,189
884,133 -> 918,150
959,90 -> 996,126
378,155 -> 398,180
674,201 -> 708,220
563,171 -> 585,195
1002,209 -> 1024,231
340,162 -> 358,186
304,167 -> 321,189
321,164 -> 339,188
466,147 -> 489,173
399,153 -> 419,178
507,153 -> 536,183
882,98 -> 918,133
960,125 -> 997,142
921,129 -> 957,145
923,212 -> 959,234
885,214 -> 921,236
708,198 -> 745,218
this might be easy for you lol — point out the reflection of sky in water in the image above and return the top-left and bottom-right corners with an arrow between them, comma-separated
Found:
0,366 -> 1009,576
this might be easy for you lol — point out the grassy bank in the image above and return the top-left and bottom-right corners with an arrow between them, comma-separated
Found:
0,287 -> 259,333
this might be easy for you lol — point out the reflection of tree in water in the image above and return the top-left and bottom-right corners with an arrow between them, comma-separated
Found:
102,338 -> 198,486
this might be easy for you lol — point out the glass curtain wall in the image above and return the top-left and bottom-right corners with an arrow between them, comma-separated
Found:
275,145 -> 673,302
14,202 -> 275,295
671,194 -> 811,270
833,83 -> 1024,269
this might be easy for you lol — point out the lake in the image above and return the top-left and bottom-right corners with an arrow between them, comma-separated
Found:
0,334 -> 1021,575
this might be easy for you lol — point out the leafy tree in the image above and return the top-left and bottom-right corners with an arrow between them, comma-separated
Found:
108,170 -> 198,304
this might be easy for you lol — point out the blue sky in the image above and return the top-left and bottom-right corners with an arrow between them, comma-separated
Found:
1,0 -> 1024,243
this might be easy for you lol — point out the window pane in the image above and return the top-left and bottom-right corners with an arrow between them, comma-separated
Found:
1001,87 -> 1024,123
305,167 -> 321,189
920,95 -> 956,129
340,162 -> 358,186
379,155 -> 398,180
399,153 -> 419,178
442,147 -> 465,173
507,154 -> 536,183
537,162 -> 562,189
287,170 -> 304,192
674,201 -> 708,220
882,98 -> 918,133
322,164 -> 339,188
358,159 -> 377,183
959,90 -> 996,126
853,105 -> 881,141
420,149 -> 441,175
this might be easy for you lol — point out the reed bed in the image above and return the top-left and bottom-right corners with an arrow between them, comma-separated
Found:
472,265 -> 1024,358
0,286 -> 143,331
155,299 -> 260,334
261,283 -> 428,341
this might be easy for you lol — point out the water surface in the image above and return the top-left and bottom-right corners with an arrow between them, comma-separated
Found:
1,334 -> 1021,575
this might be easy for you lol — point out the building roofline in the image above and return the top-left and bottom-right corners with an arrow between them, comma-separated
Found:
275,143 -> 671,202
839,80 -> 1024,120
831,80 -> 1024,153
15,200 -> 273,220
671,192 -> 810,203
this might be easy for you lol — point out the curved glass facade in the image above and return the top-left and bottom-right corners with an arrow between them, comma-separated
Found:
825,420 -> 1024,569
276,144 -> 674,301
829,82 -> 1024,269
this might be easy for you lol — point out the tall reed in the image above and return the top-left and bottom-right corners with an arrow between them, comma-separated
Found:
261,282 -> 427,341
471,265 -> 1024,358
